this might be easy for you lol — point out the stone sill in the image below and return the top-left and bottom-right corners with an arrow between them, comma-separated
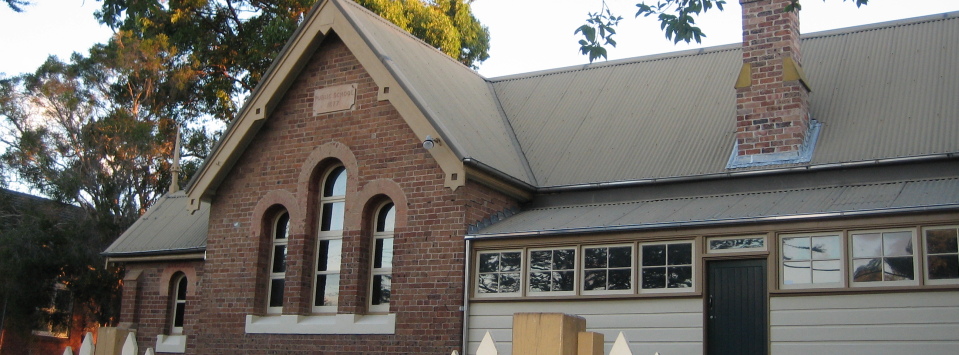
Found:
156,334 -> 187,353
244,313 -> 396,334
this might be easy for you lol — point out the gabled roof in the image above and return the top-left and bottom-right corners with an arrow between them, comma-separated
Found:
103,192 -> 209,258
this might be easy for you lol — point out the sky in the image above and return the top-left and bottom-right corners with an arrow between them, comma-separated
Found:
2,0 -> 959,79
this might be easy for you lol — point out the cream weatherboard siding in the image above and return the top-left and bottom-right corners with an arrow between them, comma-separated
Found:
770,291 -> 959,354
467,298 -> 703,355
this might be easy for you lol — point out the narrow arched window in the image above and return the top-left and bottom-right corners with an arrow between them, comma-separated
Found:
370,201 -> 394,312
314,166 -> 346,312
267,211 -> 290,313
170,273 -> 188,334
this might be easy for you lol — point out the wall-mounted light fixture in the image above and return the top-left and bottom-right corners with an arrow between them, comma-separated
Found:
423,135 -> 441,150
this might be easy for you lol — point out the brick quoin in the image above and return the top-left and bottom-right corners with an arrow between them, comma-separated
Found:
190,33 -> 519,354
735,0 -> 811,156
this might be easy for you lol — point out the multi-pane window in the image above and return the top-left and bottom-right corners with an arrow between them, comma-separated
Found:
314,166 -> 346,312
171,274 -> 188,334
370,202 -> 395,312
35,284 -> 72,338
640,242 -> 693,292
267,211 -> 290,313
582,245 -> 632,293
924,227 -> 959,284
477,251 -> 522,295
781,234 -> 843,288
529,248 -> 576,294
850,230 -> 917,286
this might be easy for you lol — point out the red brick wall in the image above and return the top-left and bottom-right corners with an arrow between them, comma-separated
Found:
192,32 -> 518,354
735,0 -> 810,156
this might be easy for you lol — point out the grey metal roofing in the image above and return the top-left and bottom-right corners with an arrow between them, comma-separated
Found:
487,12 -> 959,188
471,177 -> 959,238
103,191 -> 209,257
335,0 -> 536,185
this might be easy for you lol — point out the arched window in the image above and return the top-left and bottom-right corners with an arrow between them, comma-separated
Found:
268,211 -> 290,313
370,201 -> 395,312
314,166 -> 346,312
170,273 -> 188,334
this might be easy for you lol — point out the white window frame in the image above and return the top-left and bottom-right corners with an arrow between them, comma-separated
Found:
706,235 -> 767,254
849,228 -> 920,288
922,225 -> 959,286
638,241 -> 696,294
474,249 -> 524,298
526,247 -> 578,296
170,273 -> 188,334
267,211 -> 290,314
313,165 -> 346,313
581,244 -> 634,295
369,201 -> 395,313
779,232 -> 846,290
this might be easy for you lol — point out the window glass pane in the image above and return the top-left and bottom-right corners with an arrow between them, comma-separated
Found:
315,274 -> 339,307
583,270 -> 607,291
321,202 -> 345,231
552,271 -> 575,291
883,256 -> 914,281
811,235 -> 841,259
783,261 -> 812,285
852,233 -> 881,258
479,253 -> 499,273
374,238 -> 393,269
668,243 -> 692,265
927,255 -> 959,280
478,273 -> 498,293
642,267 -> 666,289
812,260 -> 841,283
317,239 -> 342,272
500,273 -> 520,293
852,258 -> 882,282
553,249 -> 575,270
529,271 -> 551,292
269,279 -> 284,307
501,252 -> 521,271
530,251 -> 551,270
272,245 -> 287,273
926,229 -> 959,254
371,275 -> 391,305
608,269 -> 631,290
324,167 -> 346,197
584,248 -> 607,269
376,203 -> 395,232
609,247 -> 632,268
883,232 -> 913,256
668,266 -> 692,288
174,303 -> 185,327
642,245 -> 666,266
275,213 -> 289,239
782,237 -> 811,261
176,277 -> 187,300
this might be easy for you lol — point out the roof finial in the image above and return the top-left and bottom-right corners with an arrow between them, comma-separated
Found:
170,124 -> 182,194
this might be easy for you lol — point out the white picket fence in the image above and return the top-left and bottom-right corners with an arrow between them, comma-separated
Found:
62,331 -> 157,355
470,330 -> 659,355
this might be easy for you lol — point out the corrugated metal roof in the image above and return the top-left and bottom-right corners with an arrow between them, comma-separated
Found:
103,192 -> 209,256
490,13 -> 959,187
472,178 -> 959,238
336,0 -> 535,184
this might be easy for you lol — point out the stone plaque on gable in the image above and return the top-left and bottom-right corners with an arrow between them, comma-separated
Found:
313,83 -> 356,115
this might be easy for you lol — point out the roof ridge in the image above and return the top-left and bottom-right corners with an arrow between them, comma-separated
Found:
803,11 -> 959,41
531,177 -> 959,211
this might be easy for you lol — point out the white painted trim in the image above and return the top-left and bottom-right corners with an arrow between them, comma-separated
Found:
244,314 -> 396,334
155,335 -> 187,353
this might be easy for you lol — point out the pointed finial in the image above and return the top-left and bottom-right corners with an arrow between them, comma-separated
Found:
169,124 -> 182,193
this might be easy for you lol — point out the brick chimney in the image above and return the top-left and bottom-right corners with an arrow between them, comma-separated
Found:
730,0 -> 815,167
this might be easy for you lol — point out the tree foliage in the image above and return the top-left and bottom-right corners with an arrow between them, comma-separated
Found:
97,0 -> 490,121
2,0 -> 29,12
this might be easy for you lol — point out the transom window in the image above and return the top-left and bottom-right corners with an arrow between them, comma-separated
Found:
781,233 -> 843,288
640,242 -> 693,292
314,166 -> 346,312
529,248 -> 576,294
923,226 -> 959,285
267,211 -> 290,313
170,273 -> 188,334
370,201 -> 395,312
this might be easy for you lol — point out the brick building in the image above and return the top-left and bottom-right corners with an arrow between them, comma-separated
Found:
105,0 -> 959,354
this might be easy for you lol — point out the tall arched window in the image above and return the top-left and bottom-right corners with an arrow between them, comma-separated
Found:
170,273 -> 188,334
314,166 -> 346,312
370,201 -> 395,312
267,211 -> 290,313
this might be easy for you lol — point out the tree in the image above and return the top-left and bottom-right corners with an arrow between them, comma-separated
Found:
97,0 -> 490,121
2,0 -> 29,12
577,0 -> 870,62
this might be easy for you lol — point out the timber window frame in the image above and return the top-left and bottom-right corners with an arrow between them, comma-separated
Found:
581,244 -> 634,295
779,232 -> 845,289
313,165 -> 347,313
922,226 -> 959,285
267,211 -> 290,314
476,250 -> 524,297
849,228 -> 920,287
369,201 -> 395,313
638,241 -> 696,294
527,247 -> 578,296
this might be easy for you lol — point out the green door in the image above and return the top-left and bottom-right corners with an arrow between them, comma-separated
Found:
706,259 -> 767,355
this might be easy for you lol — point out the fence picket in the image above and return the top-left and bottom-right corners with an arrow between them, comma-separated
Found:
476,331 -> 498,355
77,332 -> 95,355
62,346 -> 74,355
608,332 -> 632,355
120,332 -> 137,355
